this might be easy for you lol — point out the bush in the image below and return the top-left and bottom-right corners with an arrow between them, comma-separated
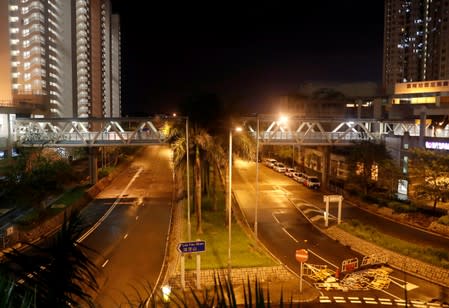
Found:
362,194 -> 380,204
387,201 -> 417,213
98,168 -> 110,179
438,215 -> 449,226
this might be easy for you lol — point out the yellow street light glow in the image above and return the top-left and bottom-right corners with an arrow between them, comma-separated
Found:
235,126 -> 243,132
161,284 -> 171,302
279,115 -> 288,124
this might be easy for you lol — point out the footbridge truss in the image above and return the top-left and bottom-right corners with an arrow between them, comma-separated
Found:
242,116 -> 436,146
10,116 -> 439,148
14,117 -> 176,147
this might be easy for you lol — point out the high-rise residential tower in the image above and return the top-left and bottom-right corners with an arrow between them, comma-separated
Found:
7,0 -> 121,118
383,0 -> 449,95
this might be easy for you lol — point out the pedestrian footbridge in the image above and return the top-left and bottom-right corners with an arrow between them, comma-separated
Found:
1,116 -> 445,148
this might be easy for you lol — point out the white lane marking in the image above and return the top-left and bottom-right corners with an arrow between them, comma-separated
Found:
364,297 -> 375,301
365,300 -> 378,304
350,300 -> 362,304
307,249 -> 339,269
379,288 -> 402,300
77,167 -> 144,243
102,259 -> 109,268
272,212 -> 281,224
281,227 -> 299,243
123,233 -> 128,239
389,277 -> 419,291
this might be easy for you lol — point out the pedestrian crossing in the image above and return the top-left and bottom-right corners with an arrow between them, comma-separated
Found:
318,296 -> 448,307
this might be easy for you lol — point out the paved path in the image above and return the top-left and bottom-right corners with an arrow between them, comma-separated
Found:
324,225 -> 449,287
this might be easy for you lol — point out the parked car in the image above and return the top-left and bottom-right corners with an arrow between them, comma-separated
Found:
263,158 -> 277,168
273,162 -> 287,173
285,168 -> 296,177
293,172 -> 307,183
304,175 -> 320,189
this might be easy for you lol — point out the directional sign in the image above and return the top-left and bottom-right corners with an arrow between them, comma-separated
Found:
177,240 -> 206,254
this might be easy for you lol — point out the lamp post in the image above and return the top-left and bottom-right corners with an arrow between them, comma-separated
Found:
254,115 -> 259,238
228,126 -> 242,280
186,117 -> 191,241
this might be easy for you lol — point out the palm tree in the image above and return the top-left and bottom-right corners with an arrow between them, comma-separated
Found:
0,274 -> 35,308
0,209 -> 99,307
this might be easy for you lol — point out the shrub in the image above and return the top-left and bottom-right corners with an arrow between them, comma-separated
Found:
387,201 -> 417,213
438,215 -> 449,226
98,168 -> 109,179
362,194 -> 380,204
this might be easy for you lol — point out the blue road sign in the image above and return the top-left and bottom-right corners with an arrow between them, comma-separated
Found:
177,240 -> 206,254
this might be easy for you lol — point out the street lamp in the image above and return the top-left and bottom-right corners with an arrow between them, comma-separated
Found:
228,126 -> 242,280
186,117 -> 191,241
254,115 -> 259,238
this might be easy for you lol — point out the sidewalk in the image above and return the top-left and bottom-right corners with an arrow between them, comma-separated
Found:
167,266 -> 320,305
297,193 -> 449,288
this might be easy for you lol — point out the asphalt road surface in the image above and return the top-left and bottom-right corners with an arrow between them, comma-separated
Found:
232,159 -> 444,304
77,145 -> 174,307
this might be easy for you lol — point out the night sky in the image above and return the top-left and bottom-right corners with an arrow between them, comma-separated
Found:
111,1 -> 384,116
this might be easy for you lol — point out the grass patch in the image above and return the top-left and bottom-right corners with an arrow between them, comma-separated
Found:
339,219 -> 449,268
15,185 -> 89,227
53,185 -> 88,206
181,198 -> 277,270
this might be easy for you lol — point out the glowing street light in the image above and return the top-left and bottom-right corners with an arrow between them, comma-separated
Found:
255,115 -> 260,238
227,125 -> 242,280
186,117 -> 191,241
278,115 -> 288,125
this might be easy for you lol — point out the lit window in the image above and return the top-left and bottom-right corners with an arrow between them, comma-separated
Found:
23,40 -> 30,48
24,73 -> 31,80
22,29 -> 29,36
21,7 -> 29,14
24,84 -> 31,91
23,51 -> 30,58
356,162 -> 364,176
371,164 -> 378,181
403,156 -> 408,174
24,62 -> 30,69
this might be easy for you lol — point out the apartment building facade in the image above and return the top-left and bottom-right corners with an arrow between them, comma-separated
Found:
383,0 -> 449,95
6,0 -> 121,118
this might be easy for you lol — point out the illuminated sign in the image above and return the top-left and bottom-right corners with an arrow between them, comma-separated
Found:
398,179 -> 408,195
425,141 -> 449,150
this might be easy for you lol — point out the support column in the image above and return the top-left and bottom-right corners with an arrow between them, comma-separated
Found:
419,110 -> 426,148
88,147 -> 98,184
321,146 -> 330,190
6,113 -> 13,158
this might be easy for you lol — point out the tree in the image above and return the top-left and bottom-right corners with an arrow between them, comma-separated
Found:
346,141 -> 393,195
409,147 -> 449,210
0,210 -> 99,307
1,148 -> 74,208
172,92 -> 236,233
